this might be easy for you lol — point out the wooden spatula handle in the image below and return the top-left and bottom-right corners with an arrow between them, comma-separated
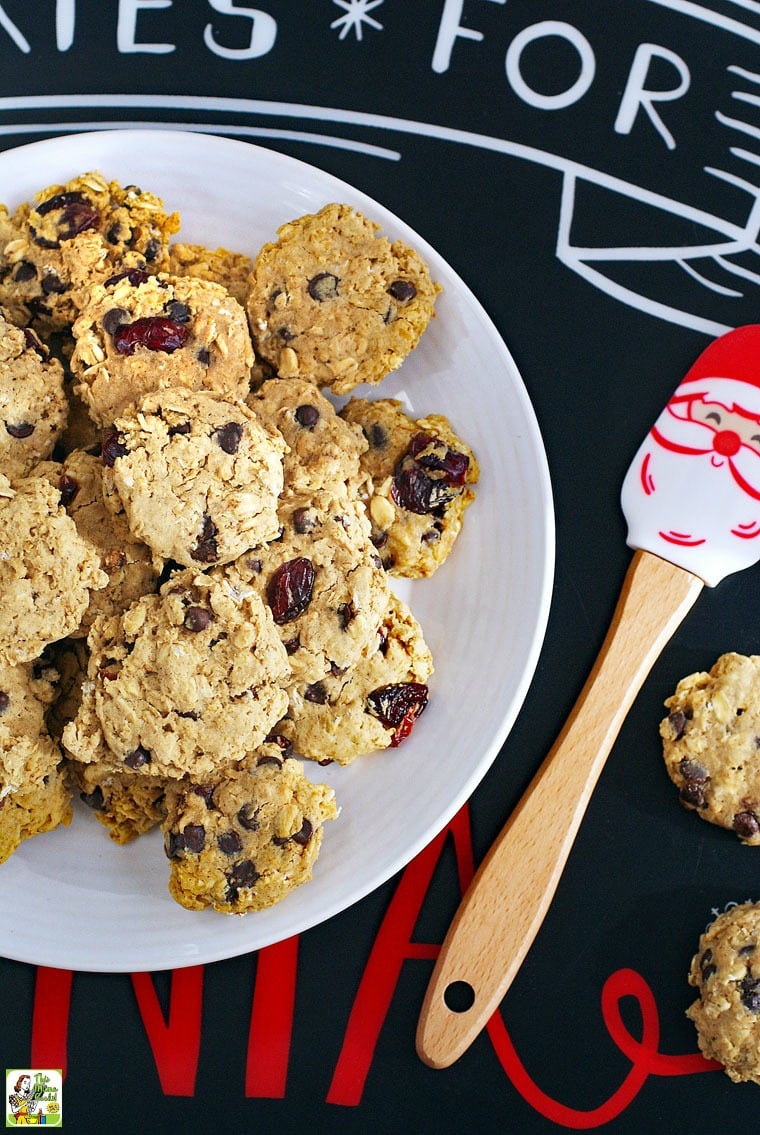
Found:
416,549 -> 703,1069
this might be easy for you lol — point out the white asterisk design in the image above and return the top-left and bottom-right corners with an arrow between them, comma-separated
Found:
331,0 -> 384,41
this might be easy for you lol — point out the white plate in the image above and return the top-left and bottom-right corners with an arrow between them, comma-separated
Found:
0,130 -> 554,972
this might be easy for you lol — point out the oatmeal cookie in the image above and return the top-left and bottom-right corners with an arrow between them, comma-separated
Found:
67,756 -> 167,844
340,397 -> 478,577
0,471 -> 107,664
61,567 -> 291,780
0,659 -> 72,863
247,377 -> 367,499
0,171 -> 179,334
226,491 -> 390,684
661,653 -> 760,844
70,272 -> 253,425
0,315 -> 68,479
161,741 -> 337,913
103,386 -> 285,567
168,242 -> 252,306
280,593 -> 433,764
246,203 -> 439,394
687,902 -> 760,1084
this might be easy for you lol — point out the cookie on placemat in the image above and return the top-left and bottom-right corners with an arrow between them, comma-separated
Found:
0,171 -> 179,334
0,471 -> 107,665
0,314 -> 68,479
103,386 -> 285,567
70,272 -> 253,425
225,491 -> 390,684
687,902 -> 760,1084
660,652 -> 760,844
280,593 -> 433,765
161,741 -> 338,913
246,202 -> 439,395
341,397 -> 479,578
61,567 -> 290,780
247,377 -> 368,499
0,660 -> 72,863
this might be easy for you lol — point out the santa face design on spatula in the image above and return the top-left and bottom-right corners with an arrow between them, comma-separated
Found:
621,325 -> 760,586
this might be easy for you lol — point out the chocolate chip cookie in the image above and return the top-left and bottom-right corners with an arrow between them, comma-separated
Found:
103,386 -> 285,567
687,902 -> 760,1083
0,313 -> 68,479
246,202 -> 439,394
661,653 -> 760,844
161,741 -> 337,913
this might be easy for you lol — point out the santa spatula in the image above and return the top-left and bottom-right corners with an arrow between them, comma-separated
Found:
416,325 -> 760,1069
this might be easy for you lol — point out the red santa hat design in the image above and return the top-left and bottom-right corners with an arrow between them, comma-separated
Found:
675,324 -> 760,419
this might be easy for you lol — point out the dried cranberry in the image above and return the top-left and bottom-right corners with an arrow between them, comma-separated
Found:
214,421 -> 243,454
191,515 -> 219,564
112,316 -> 189,355
101,430 -> 129,466
411,434 -> 470,486
366,682 -> 429,746
5,422 -> 34,439
34,191 -> 99,245
267,557 -> 315,623
391,466 -> 455,514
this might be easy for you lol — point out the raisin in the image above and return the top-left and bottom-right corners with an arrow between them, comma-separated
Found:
112,316 -> 189,355
267,557 -> 315,623
366,682 -> 429,746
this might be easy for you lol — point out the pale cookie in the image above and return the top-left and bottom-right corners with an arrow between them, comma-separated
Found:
226,491 -> 390,684
67,757 -> 167,844
340,397 -> 479,578
246,202 -> 439,394
280,593 -> 433,764
45,449 -> 160,635
61,567 -> 291,780
0,659 -> 72,863
168,242 -> 252,306
687,902 -> 760,1084
103,386 -> 285,567
161,741 -> 337,913
661,653 -> 760,844
0,471 -> 107,664
0,315 -> 68,479
70,272 -> 254,426
0,171 -> 179,335
247,377 -> 368,498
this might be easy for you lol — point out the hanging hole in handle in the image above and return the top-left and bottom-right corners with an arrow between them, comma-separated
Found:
443,979 -> 475,1013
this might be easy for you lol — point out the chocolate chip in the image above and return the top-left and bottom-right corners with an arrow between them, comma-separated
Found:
214,421 -> 243,454
366,422 -> 388,449
256,754 -> 283,768
58,473 -> 80,507
266,733 -> 294,758
679,758 -> 708,783
168,420 -> 191,437
0,691 -> 9,713
41,273 -> 65,295
292,507 -> 315,534
740,975 -> 760,1011
80,787 -> 105,811
143,237 -> 160,262
699,948 -> 716,982
304,681 -> 328,704
193,784 -> 215,807
294,404 -> 319,429
182,824 -> 206,854
733,811 -> 760,839
5,422 -> 34,439
679,782 -> 706,808
183,606 -> 212,632
164,300 -> 190,322
308,272 -> 339,301
13,261 -> 36,282
388,280 -> 417,302
191,515 -> 219,563
102,307 -> 128,335
123,745 -> 151,769
668,710 -> 689,740
196,348 -> 211,366
291,818 -> 313,846
237,804 -> 260,831
101,430 -> 129,466
225,858 -> 259,899
218,830 -> 243,855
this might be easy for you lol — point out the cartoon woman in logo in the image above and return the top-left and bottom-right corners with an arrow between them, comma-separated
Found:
7,1074 -> 40,1124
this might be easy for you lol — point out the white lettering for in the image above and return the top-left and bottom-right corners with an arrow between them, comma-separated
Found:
432,0 -> 506,75
203,0 -> 276,60
505,21 -> 595,110
614,43 -> 690,150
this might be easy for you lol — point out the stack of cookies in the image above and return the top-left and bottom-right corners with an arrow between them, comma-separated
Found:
0,172 -> 478,914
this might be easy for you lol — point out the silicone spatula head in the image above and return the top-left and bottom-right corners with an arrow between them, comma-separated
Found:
621,325 -> 760,587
